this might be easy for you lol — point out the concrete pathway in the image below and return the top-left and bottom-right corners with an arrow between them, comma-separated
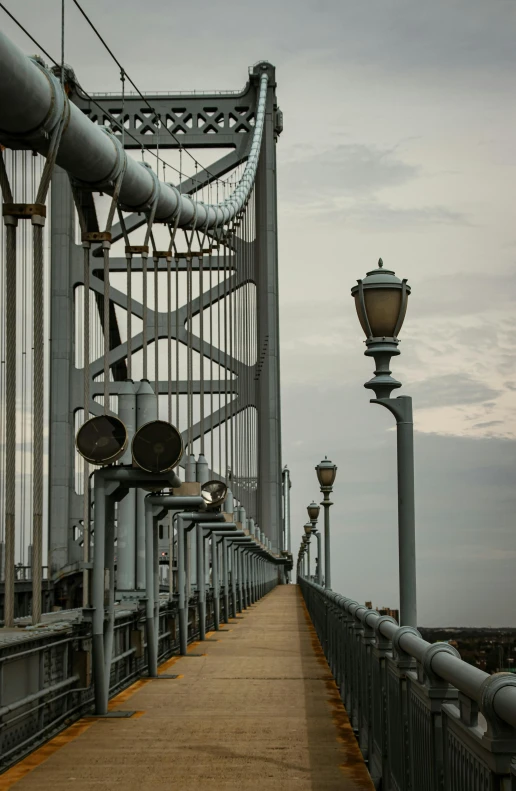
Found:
1,586 -> 373,790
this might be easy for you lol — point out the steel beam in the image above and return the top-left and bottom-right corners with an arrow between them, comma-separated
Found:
254,64 -> 282,553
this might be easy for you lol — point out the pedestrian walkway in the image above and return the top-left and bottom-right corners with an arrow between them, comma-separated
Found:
0,586 -> 373,790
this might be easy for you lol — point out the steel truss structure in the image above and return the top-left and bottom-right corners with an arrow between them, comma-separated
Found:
0,23 -> 285,612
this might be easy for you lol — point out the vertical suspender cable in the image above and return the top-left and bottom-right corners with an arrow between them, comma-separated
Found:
153,247 -> 159,411
141,190 -> 159,384
117,208 -> 132,380
167,253 -> 172,423
187,250 -> 192,454
209,239 -> 214,468
0,151 -> 17,627
175,253 -> 179,430
101,165 -> 125,413
199,251 -> 205,454
223,234 -> 228,482
229,222 -> 234,490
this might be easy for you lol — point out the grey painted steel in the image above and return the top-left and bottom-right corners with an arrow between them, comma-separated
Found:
0,32 -> 268,230
153,505 -> 220,654
0,568 -> 281,769
136,380 -> 157,590
91,474 -> 108,714
372,395 -> 417,627
313,530 -> 322,585
74,89 -> 259,150
254,64 -> 282,553
117,381 -> 137,592
321,492 -> 332,590
145,501 -> 159,676
48,168 -> 77,578
91,470 -> 185,713
300,578 -> 516,790
282,466 -> 291,552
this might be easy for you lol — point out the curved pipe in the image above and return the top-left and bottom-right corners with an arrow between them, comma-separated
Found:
0,30 -> 267,228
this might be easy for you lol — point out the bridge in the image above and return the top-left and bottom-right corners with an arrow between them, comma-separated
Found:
0,7 -> 515,790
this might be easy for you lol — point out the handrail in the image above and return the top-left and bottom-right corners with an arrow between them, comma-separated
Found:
302,578 -> 516,730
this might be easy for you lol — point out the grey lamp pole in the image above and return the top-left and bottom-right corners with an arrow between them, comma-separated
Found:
301,537 -> 309,578
307,502 -> 321,585
351,258 -> 416,627
315,458 -> 337,590
303,523 -> 312,580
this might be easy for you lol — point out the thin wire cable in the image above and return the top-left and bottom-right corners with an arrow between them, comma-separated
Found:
71,0 -> 226,189
175,254 -> 179,430
0,4 -> 214,188
167,254 -> 172,423
153,250 -> 159,411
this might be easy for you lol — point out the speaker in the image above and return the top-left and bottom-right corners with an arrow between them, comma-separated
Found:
201,480 -> 228,509
75,415 -> 127,465
132,420 -> 183,474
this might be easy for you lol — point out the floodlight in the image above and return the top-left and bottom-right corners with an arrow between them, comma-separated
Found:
76,415 -> 127,465
201,480 -> 228,509
132,420 -> 183,474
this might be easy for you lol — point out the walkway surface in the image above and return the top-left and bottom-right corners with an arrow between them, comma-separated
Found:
1,586 -> 373,791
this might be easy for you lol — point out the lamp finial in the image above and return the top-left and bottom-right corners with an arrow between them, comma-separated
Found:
378,257 -> 383,268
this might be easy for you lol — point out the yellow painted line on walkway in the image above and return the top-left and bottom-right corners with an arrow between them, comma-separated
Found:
299,591 -> 374,789
0,720 -> 96,790
0,641 -> 198,788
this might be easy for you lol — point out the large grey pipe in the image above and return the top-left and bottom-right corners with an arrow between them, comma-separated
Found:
0,30 -> 267,227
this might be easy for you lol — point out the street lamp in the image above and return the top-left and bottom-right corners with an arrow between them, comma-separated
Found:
316,457 -> 337,590
307,503 -> 322,585
351,258 -> 416,627
303,523 -> 312,580
301,536 -> 309,578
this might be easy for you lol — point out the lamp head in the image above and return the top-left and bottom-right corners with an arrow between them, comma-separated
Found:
350,258 -> 411,399
351,258 -> 410,340
132,420 -> 183,474
307,501 -> 320,521
201,480 -> 228,509
76,415 -> 127,466
316,457 -> 337,490
303,522 -> 312,536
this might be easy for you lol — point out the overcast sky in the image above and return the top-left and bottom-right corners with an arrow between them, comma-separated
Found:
3,0 -> 516,625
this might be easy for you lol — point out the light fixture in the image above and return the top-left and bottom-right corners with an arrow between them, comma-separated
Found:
350,258 -> 411,399
76,415 -> 127,465
307,501 -> 320,521
132,420 -> 183,474
315,457 -> 337,490
303,522 -> 312,536
201,480 -> 228,509
351,258 -> 410,341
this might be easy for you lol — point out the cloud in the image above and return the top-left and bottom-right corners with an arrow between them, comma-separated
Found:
473,420 -> 504,429
280,143 -> 418,197
404,373 -> 501,409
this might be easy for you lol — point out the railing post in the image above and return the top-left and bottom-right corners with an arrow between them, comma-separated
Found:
442,673 -> 516,790
386,626 -> 421,791
370,615 -> 397,788
359,610 -> 378,762
406,642 -> 460,791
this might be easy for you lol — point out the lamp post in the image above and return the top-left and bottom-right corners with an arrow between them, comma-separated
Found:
307,502 -> 322,585
351,258 -> 416,627
301,536 -> 309,578
303,523 -> 312,580
315,458 -> 337,590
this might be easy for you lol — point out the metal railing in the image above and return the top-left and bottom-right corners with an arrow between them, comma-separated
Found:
0,576 -> 278,771
299,578 -> 516,791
